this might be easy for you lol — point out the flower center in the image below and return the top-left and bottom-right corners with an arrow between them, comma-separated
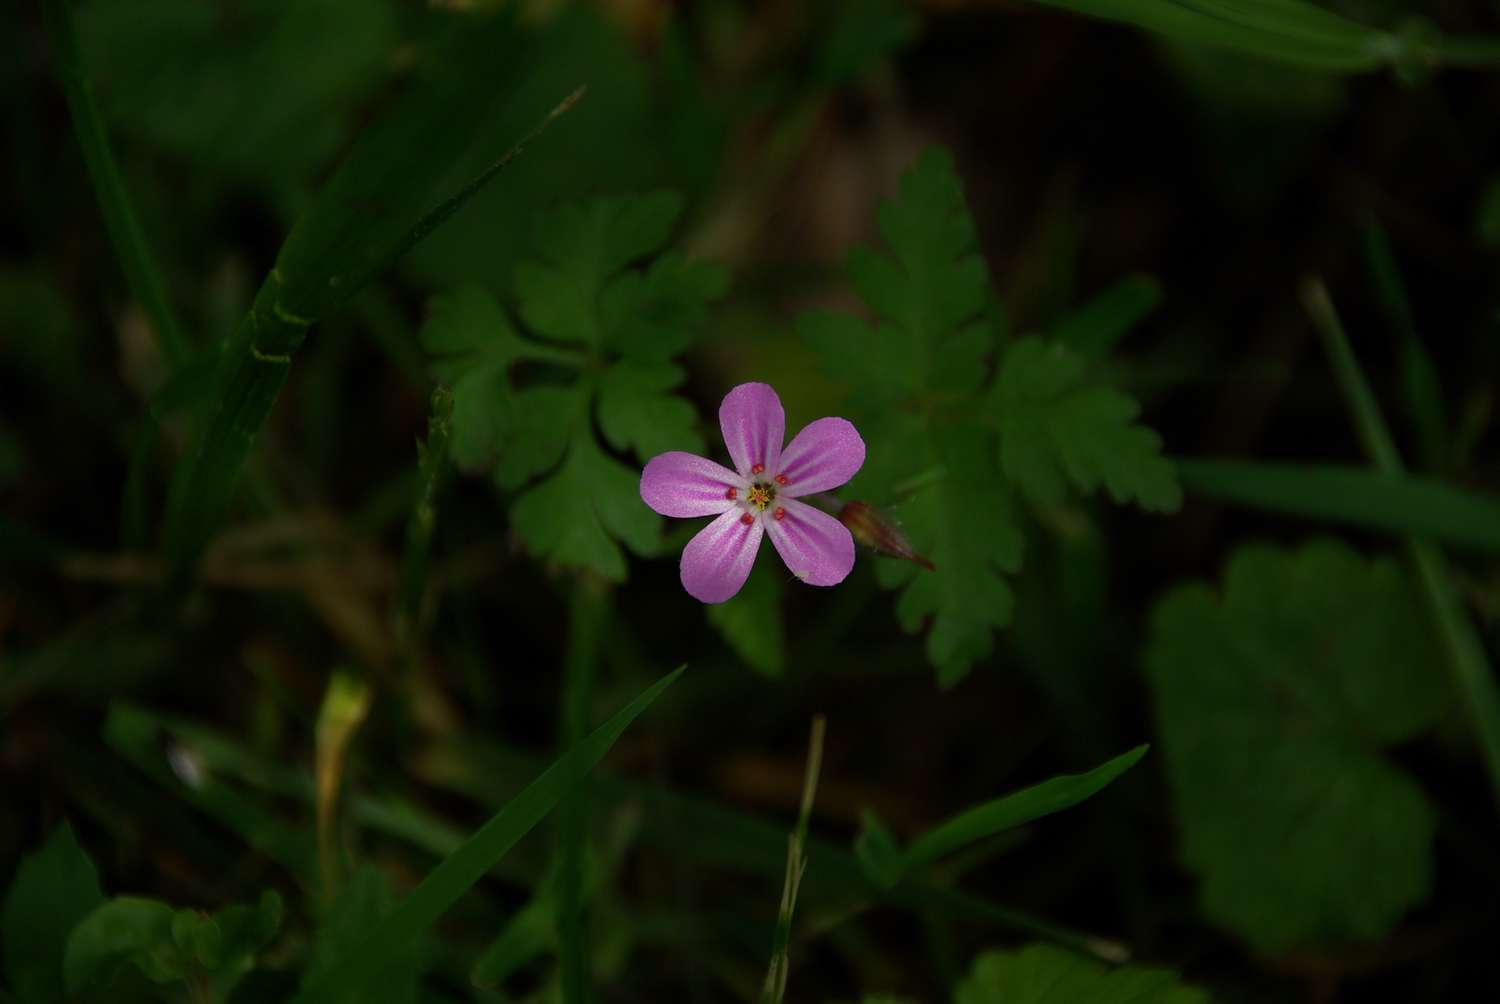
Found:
746,480 -> 777,510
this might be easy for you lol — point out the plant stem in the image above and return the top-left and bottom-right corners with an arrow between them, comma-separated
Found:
558,576 -> 609,1004
760,715 -> 826,1004
41,0 -> 190,370
396,387 -> 453,664
1303,278 -> 1500,811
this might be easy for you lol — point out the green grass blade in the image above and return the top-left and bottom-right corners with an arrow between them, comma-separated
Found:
1304,279 -> 1500,811
904,746 -> 1147,871
1177,460 -> 1500,552
41,0 -> 189,369
1362,220 -> 1447,469
292,666 -> 684,1004
1024,0 -> 1387,70
558,578 -> 609,1004
165,14 -> 580,577
396,387 -> 454,659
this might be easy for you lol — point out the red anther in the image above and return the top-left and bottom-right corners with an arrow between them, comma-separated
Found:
773,506 -> 787,521
750,463 -> 765,475
725,487 -> 737,500
739,512 -> 754,525
775,474 -> 789,486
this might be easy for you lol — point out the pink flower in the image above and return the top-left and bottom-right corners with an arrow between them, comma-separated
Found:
639,382 -> 866,603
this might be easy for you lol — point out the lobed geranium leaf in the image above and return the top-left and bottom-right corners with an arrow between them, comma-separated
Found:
993,337 -> 1180,512
421,189 -> 726,581
602,253 -> 729,361
515,191 -> 685,347
955,943 -> 1212,1004
510,430 -> 660,580
802,148 -> 1178,683
597,361 -> 704,460
1146,539 -> 1446,953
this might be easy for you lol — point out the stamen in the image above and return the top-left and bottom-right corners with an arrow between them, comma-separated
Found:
740,512 -> 754,526
725,487 -> 737,500
775,474 -> 789,486
773,506 -> 786,521
751,463 -> 765,475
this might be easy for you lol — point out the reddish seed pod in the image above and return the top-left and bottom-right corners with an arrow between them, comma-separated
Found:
837,500 -> 935,571
750,463 -> 765,474
740,512 -> 754,525
725,487 -> 737,500
775,474 -> 789,486
773,506 -> 786,520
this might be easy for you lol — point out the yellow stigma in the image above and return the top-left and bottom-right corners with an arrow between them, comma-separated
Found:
746,481 -> 776,510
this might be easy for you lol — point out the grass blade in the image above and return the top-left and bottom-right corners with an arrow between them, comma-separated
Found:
165,13 -> 581,577
41,0 -> 189,369
1024,0 -> 1387,70
558,577 -> 609,1004
1177,460 -> 1500,553
292,665 -> 684,1004
1304,279 -> 1500,811
396,387 -> 454,659
904,745 -> 1147,871
1362,219 -> 1447,469
760,716 -> 826,1004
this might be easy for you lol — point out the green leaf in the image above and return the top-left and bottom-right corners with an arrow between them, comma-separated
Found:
874,423 -> 1023,687
1146,540 -> 1445,953
1050,274 -> 1160,359
597,361 -> 705,460
956,943 -> 1212,1004
1177,460 -> 1500,553
993,337 -> 1180,512
510,429 -> 661,580
906,746 -> 1147,871
304,867 -> 422,1004
515,190 -> 684,347
64,898 -> 181,991
1022,0 -> 1387,71
601,252 -> 728,361
423,189 -> 725,580
855,747 -> 1146,888
2,825 -> 105,1003
705,561 -> 786,677
165,12 -> 577,575
291,666 -> 684,1004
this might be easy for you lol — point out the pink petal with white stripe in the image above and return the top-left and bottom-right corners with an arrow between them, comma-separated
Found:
776,417 -> 865,497
680,507 -> 764,603
640,452 -> 744,518
718,382 -> 784,478
765,498 -> 854,587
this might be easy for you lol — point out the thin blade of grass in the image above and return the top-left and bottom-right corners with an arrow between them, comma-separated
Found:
1177,460 -> 1500,553
165,14 -> 581,577
1024,0 -> 1387,70
292,665 -> 684,1004
1362,219 -> 1447,469
41,0 -> 189,369
396,387 -> 454,661
760,716 -> 826,1004
1303,279 -> 1500,812
904,745 -> 1148,871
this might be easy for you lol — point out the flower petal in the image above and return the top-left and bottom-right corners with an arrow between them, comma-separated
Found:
765,498 -> 855,587
775,417 -> 866,497
718,382 -> 784,478
681,508 -> 764,603
640,452 -> 744,517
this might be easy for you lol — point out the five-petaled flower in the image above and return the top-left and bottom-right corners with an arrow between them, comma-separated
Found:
639,383 -> 866,603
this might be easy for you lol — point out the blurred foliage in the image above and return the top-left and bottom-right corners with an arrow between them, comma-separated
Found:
1148,540 -> 1446,953
5,0 -> 1500,1001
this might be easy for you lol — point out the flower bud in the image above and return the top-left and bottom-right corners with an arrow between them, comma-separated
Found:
837,500 -> 935,571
